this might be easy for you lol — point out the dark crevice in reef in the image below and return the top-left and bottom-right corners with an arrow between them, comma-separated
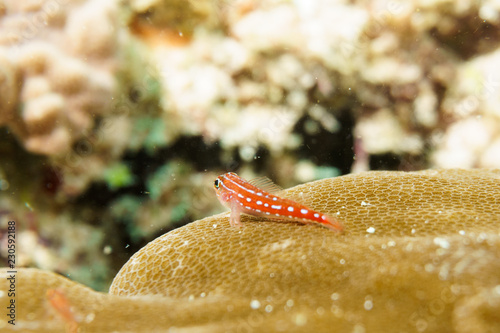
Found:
292,108 -> 355,175
369,153 -> 402,171
75,135 -> 224,208
429,15 -> 500,60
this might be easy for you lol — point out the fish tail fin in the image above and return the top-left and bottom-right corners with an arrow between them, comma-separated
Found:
322,215 -> 344,233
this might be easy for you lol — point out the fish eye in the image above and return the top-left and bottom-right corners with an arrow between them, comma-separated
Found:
214,179 -> 220,188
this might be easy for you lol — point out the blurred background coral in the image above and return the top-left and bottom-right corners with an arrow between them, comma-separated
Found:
1,0 -> 499,291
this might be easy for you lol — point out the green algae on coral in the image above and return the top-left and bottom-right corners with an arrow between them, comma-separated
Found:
103,163 -> 136,190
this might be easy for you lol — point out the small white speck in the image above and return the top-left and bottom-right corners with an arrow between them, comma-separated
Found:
367,227 -> 376,234
387,240 -> 396,247
271,205 -> 282,210
494,285 -> 500,295
250,300 -> 261,309
264,203 -> 269,207
331,292 -> 340,301
273,197 -> 277,201
361,201 -> 371,206
321,215 -> 326,220
314,213 -> 319,218
364,300 -> 373,310
288,206 -> 294,212
238,193 -> 244,198
257,192 -> 263,196
433,237 -> 450,249
200,292 -> 206,297
247,189 -> 255,194
301,209 -> 308,214
103,245 -> 112,255
339,259 -> 345,265
256,209 -> 261,213
294,313 -> 307,326
188,295 -> 194,301
411,228 -> 416,234
213,224 -> 217,228
266,212 -> 270,215
246,197 -> 251,202
438,210 -> 442,214
256,200 -> 263,205
286,299 -> 294,307
239,202 -> 243,206
125,244 -> 130,248
245,206 -> 251,210
459,230 -> 465,235
288,215 -> 293,218
275,213 -> 280,216
265,305 -> 273,313
184,241 -> 189,245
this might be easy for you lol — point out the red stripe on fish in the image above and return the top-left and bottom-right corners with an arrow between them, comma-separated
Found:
214,172 -> 343,232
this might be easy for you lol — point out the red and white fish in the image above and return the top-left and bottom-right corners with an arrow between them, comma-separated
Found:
46,288 -> 79,333
214,172 -> 343,232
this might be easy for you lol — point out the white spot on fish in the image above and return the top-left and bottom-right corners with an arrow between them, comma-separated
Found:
273,197 -> 277,201
256,200 -> 263,205
257,193 -> 263,196
245,206 -> 251,210
238,193 -> 244,199
271,205 -> 282,210
367,227 -> 376,233
266,212 -> 270,215
287,207 -> 294,212
239,202 -> 243,206
288,215 -> 293,218
321,215 -> 326,220
246,197 -> 251,202
301,209 -> 308,214
247,189 -> 255,194
314,213 -> 320,218
264,203 -> 269,207
275,213 -> 280,216
256,209 -> 261,213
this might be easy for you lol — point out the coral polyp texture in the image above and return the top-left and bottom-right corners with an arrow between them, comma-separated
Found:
3,169 -> 500,332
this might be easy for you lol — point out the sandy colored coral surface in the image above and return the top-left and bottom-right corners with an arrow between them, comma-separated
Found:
2,169 -> 500,332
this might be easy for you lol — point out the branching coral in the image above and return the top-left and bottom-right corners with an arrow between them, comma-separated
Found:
3,169 -> 500,332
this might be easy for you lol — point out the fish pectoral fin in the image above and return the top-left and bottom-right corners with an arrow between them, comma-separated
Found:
229,201 -> 243,228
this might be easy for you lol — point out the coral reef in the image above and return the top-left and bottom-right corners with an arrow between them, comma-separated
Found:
2,0 -> 500,298
2,169 -> 500,332
0,0 -> 118,156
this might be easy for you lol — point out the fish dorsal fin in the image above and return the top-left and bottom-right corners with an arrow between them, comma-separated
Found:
248,176 -> 283,194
